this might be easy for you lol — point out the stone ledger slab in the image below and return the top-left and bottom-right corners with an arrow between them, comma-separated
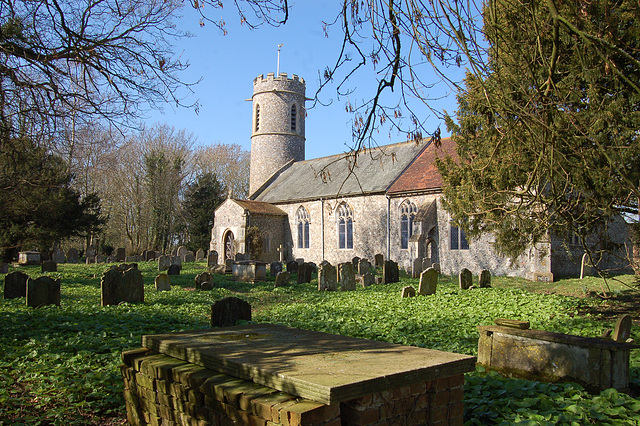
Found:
142,323 -> 475,405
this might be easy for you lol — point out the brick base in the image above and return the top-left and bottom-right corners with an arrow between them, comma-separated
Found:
121,348 -> 464,425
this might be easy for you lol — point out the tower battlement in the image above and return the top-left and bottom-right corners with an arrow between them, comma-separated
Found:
253,73 -> 305,95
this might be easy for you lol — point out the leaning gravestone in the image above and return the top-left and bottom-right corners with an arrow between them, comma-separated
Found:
374,253 -> 384,267
274,271 -> 291,288
167,264 -> 181,276
41,260 -> 57,273
27,276 -> 61,307
210,297 -> 251,327
479,269 -> 491,288
195,272 -> 212,290
401,286 -> 416,298
286,261 -> 298,274
459,268 -> 473,290
318,263 -> 337,291
155,273 -> 171,291
580,253 -> 593,279
418,267 -> 438,295
338,262 -> 356,291
101,265 -> 144,306
195,248 -> 205,261
612,314 -> 632,343
4,271 -> 28,299
115,248 -> 126,262
383,260 -> 399,284
207,251 -> 219,269
270,261 -> 283,277
297,263 -> 313,284
0,263 -> 8,274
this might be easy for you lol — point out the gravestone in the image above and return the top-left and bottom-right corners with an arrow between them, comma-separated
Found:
201,281 -> 214,290
297,262 -> 313,284
375,276 -> 383,285
224,258 -> 233,273
0,263 -> 8,274
177,246 -> 188,258
67,248 -> 79,263
26,276 -> 61,307
418,267 -> 438,295
158,255 -> 172,271
4,271 -> 28,299
356,273 -> 375,288
106,256 -> 115,263
351,256 -> 361,269
412,258 -> 423,278
211,264 -> 226,274
357,259 -> 372,275
115,248 -> 126,262
235,253 -> 249,262
459,268 -> 472,290
167,264 -> 181,276
338,262 -> 356,291
383,260 -> 399,284
374,253 -> 384,267
422,258 -> 432,272
270,261 -> 283,277
52,248 -> 65,263
274,271 -> 291,287
85,256 -> 95,264
195,272 -> 212,290
155,273 -> 171,291
207,251 -> 219,269
183,251 -> 195,263
286,261 -> 298,274
210,297 -> 251,327
95,254 -> 106,263
612,314 -> 632,343
195,248 -> 205,261
85,247 -> 96,261
41,260 -> 57,273
144,250 -> 156,261
318,263 -> 337,291
580,253 -> 593,279
401,286 -> 416,298
432,263 -> 441,274
101,265 -> 144,306
479,269 -> 491,288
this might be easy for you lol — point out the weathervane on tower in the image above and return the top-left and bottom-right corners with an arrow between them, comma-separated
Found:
277,44 -> 283,75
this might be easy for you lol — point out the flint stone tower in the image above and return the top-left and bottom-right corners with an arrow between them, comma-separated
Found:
249,73 -> 306,196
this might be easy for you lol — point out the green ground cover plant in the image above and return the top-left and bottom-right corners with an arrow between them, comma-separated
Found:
0,261 -> 639,425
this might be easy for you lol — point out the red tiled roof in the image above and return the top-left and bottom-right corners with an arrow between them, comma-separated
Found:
386,137 -> 457,194
232,199 -> 287,216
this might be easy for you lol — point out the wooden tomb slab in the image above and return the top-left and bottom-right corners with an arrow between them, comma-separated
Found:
142,323 -> 476,405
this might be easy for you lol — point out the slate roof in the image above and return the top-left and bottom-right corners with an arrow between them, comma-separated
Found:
253,140 -> 427,203
386,137 -> 457,194
232,199 -> 287,215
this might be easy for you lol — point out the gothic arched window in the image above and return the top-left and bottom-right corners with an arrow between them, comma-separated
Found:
255,104 -> 261,132
336,202 -> 354,249
290,104 -> 297,133
400,200 -> 418,249
296,206 -> 310,249
262,231 -> 271,253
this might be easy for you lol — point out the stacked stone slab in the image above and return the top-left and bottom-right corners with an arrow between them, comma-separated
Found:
318,263 -> 337,291
27,276 -> 61,307
4,271 -> 28,299
101,265 -> 144,306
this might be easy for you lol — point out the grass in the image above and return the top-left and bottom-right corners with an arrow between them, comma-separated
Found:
0,261 -> 639,425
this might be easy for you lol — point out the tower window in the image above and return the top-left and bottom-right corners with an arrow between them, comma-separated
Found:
296,206 -> 310,249
290,104 -> 297,132
255,104 -> 260,132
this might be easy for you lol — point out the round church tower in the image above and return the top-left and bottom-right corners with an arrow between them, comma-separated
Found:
249,72 -> 306,196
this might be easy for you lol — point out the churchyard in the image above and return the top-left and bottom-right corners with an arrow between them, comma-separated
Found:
1,260 -> 639,425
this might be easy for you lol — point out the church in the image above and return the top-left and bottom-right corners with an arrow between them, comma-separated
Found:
210,72 -> 629,280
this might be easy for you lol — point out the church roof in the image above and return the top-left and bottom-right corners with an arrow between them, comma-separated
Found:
232,199 -> 287,216
386,137 -> 457,194
253,140 -> 427,203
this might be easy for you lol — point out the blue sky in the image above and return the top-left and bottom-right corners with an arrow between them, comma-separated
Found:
146,3 -> 461,160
